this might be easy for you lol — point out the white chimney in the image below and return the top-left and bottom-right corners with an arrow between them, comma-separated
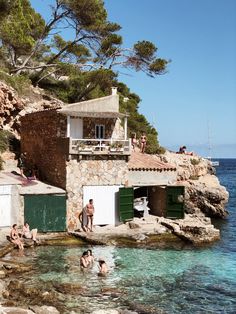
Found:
111,87 -> 117,95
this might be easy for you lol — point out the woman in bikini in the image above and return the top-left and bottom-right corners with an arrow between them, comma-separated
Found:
10,224 -> 24,250
140,132 -> 147,153
86,199 -> 95,232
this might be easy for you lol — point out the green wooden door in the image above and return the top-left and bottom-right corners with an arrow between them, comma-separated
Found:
24,194 -> 66,232
119,187 -> 134,222
166,186 -> 185,219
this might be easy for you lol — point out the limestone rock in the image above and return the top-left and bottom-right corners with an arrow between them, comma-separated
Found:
29,306 -> 60,314
91,310 -> 120,314
159,215 -> 220,245
163,151 -> 229,218
128,221 -> 141,229
0,269 -> 6,278
0,307 -> 34,313
0,80 -> 63,137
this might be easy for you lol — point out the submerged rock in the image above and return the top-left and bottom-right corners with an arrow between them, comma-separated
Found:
0,260 -> 32,274
2,280 -> 64,313
53,282 -> 86,295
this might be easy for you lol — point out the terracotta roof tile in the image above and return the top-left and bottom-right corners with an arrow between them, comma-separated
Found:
128,152 -> 176,171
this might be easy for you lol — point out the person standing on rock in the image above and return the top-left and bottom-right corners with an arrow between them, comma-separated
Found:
17,152 -> 27,178
140,132 -> 147,153
86,199 -> 95,232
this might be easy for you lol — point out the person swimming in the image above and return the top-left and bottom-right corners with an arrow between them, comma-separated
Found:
98,259 -> 108,276
80,251 -> 89,269
87,249 -> 94,265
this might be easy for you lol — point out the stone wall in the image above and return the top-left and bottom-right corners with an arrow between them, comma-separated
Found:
21,110 -> 68,188
83,117 -> 117,139
66,158 -> 129,230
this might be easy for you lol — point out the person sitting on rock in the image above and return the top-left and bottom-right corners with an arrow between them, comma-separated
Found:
22,222 -> 38,244
10,224 -> 24,250
178,145 -> 193,155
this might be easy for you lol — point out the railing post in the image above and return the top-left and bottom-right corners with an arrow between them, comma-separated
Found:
124,116 -> 127,140
67,116 -> 70,137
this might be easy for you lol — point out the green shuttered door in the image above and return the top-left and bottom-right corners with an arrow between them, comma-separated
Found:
24,194 -> 66,232
119,187 -> 134,222
166,186 -> 185,219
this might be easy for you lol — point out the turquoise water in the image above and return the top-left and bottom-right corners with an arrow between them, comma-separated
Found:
6,159 -> 236,313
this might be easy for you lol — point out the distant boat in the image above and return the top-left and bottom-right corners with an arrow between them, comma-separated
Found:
211,160 -> 219,166
206,122 -> 219,167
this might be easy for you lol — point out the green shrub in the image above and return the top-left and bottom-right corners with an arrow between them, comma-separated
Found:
190,158 -> 200,166
189,175 -> 199,180
0,71 -> 31,94
0,130 -> 13,169
0,130 -> 10,152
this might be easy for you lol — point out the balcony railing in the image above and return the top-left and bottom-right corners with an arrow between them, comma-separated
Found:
69,138 -> 131,155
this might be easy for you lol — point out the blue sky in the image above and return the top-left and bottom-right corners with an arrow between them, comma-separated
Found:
30,0 -> 236,157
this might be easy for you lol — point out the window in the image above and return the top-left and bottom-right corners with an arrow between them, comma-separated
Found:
95,124 -> 105,139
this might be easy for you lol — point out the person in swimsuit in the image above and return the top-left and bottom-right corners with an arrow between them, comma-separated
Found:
10,224 -> 24,250
98,259 -> 108,276
87,249 -> 95,265
22,222 -> 38,243
140,132 -> 147,153
80,251 -> 89,269
86,199 -> 95,232
131,133 -> 137,151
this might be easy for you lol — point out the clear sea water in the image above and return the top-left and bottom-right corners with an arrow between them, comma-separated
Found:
5,159 -> 236,313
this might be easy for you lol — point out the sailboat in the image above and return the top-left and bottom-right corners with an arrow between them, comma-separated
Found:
211,160 -> 220,167
206,122 -> 219,167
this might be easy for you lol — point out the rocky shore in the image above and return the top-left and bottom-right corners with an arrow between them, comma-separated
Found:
0,80 -> 230,313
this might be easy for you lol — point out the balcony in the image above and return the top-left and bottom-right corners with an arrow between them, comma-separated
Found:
69,138 -> 131,155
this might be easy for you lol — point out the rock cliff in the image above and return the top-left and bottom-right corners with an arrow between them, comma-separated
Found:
0,81 -> 63,137
162,151 -> 229,218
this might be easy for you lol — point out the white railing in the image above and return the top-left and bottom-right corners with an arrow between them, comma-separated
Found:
69,138 -> 131,155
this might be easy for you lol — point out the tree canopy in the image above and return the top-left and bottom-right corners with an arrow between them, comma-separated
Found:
0,0 -> 169,78
0,0 -> 168,154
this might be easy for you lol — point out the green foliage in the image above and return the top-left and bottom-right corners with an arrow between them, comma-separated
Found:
0,130 -> 10,152
117,83 -> 163,154
189,175 -> 199,180
134,41 -> 157,60
0,0 -> 14,17
0,0 -> 45,59
63,0 -> 107,31
190,158 -> 200,166
0,71 -> 31,94
0,0 -> 168,155
0,0 -> 168,80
